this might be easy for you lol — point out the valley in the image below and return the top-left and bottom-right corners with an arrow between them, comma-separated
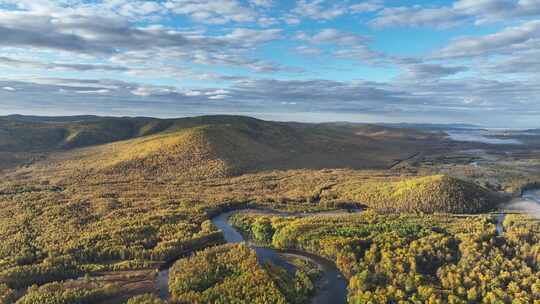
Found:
1,115 -> 540,303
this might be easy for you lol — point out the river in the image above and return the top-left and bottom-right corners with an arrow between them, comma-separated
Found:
446,129 -> 522,145
496,188 -> 540,235
157,208 -> 352,303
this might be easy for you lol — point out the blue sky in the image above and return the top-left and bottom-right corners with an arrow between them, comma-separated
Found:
0,0 -> 539,127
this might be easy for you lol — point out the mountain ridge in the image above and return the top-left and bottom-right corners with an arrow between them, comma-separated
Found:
1,115 -> 445,176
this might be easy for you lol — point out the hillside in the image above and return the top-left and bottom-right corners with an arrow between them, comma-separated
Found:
51,124 -> 280,180
0,115 -> 506,303
0,116 -> 173,153
328,174 -> 502,213
9,115 -> 446,180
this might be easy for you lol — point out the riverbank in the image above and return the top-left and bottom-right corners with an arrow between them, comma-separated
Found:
156,208 -> 354,303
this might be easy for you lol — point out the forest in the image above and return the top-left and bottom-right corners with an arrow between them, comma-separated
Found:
167,243 -> 318,304
0,115 -> 538,303
230,211 -> 540,303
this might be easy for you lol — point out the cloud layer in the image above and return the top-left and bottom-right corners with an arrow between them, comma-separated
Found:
0,0 -> 539,127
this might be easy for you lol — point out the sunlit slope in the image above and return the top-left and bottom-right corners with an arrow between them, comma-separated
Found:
57,124 -> 280,179
28,115 -> 434,179
330,174 -> 501,213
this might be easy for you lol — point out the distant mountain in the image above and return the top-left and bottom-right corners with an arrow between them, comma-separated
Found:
0,114 -> 444,176
0,115 -> 172,152
380,122 -> 482,130
4,114 -> 104,123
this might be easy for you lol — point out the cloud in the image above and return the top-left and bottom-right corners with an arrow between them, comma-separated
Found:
250,0 -> 273,8
0,12 -> 202,55
295,29 -> 384,63
295,46 -> 323,55
398,63 -> 469,81
435,20 -> 540,59
370,6 -> 467,29
292,0 -> 347,21
480,49 -> 540,74
131,86 -> 177,97
0,0 -> 166,20
224,28 -> 283,45
371,0 -> 540,28
76,89 -> 110,94
297,28 -> 369,45
164,0 -> 258,24
0,56 -> 129,72
0,0 -> 538,127
1,76 -> 540,127
333,46 -> 384,62
0,5 -> 291,75
208,94 -> 230,100
350,1 -> 383,13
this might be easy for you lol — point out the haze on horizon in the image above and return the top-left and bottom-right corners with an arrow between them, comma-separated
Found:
0,0 -> 539,128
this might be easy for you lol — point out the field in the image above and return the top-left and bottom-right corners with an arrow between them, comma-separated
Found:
0,115 -> 537,303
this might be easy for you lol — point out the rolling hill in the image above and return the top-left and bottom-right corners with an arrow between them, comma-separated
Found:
0,115 -> 172,152
3,115 -> 446,180
329,174 -> 503,213
0,114 -> 499,215
0,114 -> 507,303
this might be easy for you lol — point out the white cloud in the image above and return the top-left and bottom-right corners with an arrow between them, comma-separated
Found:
250,0 -> 272,8
298,28 -> 369,45
397,63 -> 469,81
131,86 -> 176,97
76,89 -> 110,94
224,28 -> 283,45
371,0 -> 540,29
435,20 -> 540,59
208,94 -> 230,100
2,76 -> 540,127
205,89 -> 230,95
350,1 -> 383,13
184,90 -> 202,96
291,0 -> 347,21
296,29 -> 383,62
164,0 -> 257,24
295,46 -> 323,55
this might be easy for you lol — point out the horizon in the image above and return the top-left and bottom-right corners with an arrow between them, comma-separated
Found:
0,0 -> 539,128
2,112 -> 537,130
2,2 -> 540,300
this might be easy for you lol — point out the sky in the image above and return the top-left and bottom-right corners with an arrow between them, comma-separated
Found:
0,0 -> 539,127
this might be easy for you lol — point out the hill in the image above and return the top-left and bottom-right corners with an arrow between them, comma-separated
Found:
0,116 -> 173,152
0,115 -> 504,302
328,174 -> 502,213
10,115 -> 445,180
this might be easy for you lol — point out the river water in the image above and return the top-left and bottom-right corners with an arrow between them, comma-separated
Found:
158,191 -> 540,302
446,129 -> 522,145
496,188 -> 540,235
522,188 -> 540,203
157,209 -> 350,303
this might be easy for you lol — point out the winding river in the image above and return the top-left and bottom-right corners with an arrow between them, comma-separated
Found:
522,188 -> 540,203
157,208 -> 352,303
156,190 -> 540,302
496,188 -> 540,235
